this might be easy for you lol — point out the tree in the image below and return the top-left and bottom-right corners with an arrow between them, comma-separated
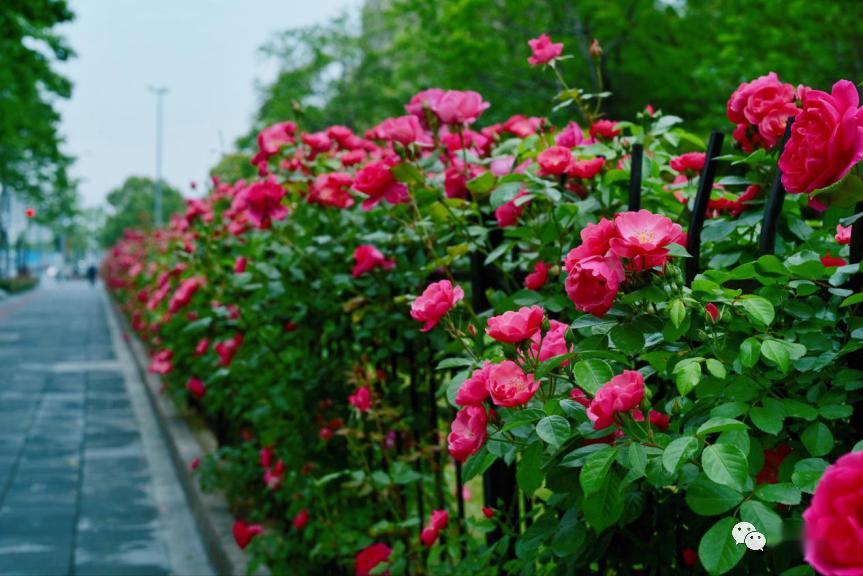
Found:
0,1 -> 78,219
243,0 -> 863,141
100,177 -> 185,247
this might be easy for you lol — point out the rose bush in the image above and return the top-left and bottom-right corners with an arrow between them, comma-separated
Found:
104,35 -> 863,576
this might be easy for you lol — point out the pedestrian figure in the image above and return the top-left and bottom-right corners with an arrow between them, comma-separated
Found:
86,264 -> 97,286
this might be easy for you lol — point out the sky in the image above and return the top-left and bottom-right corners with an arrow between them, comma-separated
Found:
57,0 -> 362,208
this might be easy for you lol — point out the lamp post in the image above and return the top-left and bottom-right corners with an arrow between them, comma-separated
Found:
148,86 -> 168,227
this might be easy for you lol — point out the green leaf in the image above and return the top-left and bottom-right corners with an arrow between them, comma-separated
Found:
490,181 -> 522,208
739,337 -> 760,368
809,170 -> 863,208
740,296 -> 775,326
609,324 -> 645,354
517,441 -> 544,495
628,443 -> 647,476
582,470 -> 624,533
782,399 -> 818,421
686,474 -> 744,516
436,357 -> 474,370
702,444 -> 748,490
740,500 -> 783,544
462,448 -> 497,482
573,359 -> 613,395
670,299 -> 686,328
853,439 -> 863,452
792,458 -> 829,494
819,404 -> 853,420
755,483 -> 802,505
698,517 -> 746,575
551,510 -> 587,558
676,361 -> 702,396
751,400 -> 784,435
705,359 -> 727,379
801,422 -> 834,457
697,417 -> 748,436
580,446 -> 618,495
761,339 -> 791,373
536,416 -> 571,448
662,436 -> 700,473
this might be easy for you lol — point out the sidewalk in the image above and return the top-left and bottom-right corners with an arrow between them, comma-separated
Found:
0,281 -> 213,576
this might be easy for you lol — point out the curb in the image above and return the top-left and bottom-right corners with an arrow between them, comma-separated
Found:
108,297 -> 266,576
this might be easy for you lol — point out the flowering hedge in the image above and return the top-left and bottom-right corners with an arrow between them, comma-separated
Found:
105,36 -> 863,576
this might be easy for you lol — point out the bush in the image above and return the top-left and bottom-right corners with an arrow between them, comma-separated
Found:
0,276 -> 39,294
104,40 -> 863,576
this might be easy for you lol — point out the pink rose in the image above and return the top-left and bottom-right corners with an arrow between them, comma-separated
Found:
370,115 -> 431,146
564,254 -> 624,317
448,405 -> 487,462
352,245 -> 395,278
234,257 -> 247,274
252,121 -> 296,165
609,209 -> 684,268
148,349 -> 173,375
556,122 -> 585,148
186,377 -> 206,399
780,80 -> 863,194
524,261 -> 550,290
308,172 -> 355,209
589,119 -> 620,140
233,520 -> 264,549
587,370 -> 645,430
727,72 -> 798,148
669,152 -> 706,174
215,333 -> 243,367
421,509 -> 449,546
706,303 -> 719,324
292,509 -> 309,530
406,88 -> 445,120
410,280 -> 464,332
537,146 -> 572,175
349,385 -> 372,412
530,319 -> 572,363
502,115 -> 543,138
432,90 -> 490,125
487,361 -> 539,407
169,277 -> 203,313
302,131 -> 331,154
355,543 -> 392,576
486,305 -> 544,343
803,451 -> 863,575
836,224 -> 852,245
527,34 -> 564,66
352,160 -> 409,211
565,218 -> 616,263
455,362 -> 491,407
494,190 -> 530,228
568,157 -> 605,179
241,180 -> 289,228
821,252 -> 847,268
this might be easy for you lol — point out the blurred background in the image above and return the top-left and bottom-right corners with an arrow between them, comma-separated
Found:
2,0 -> 862,290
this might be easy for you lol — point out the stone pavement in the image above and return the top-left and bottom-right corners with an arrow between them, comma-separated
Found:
0,281 -> 213,576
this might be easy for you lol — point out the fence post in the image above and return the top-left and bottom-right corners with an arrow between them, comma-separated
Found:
757,119 -> 795,256
629,143 -> 643,211
469,243 -> 519,549
685,131 -> 724,284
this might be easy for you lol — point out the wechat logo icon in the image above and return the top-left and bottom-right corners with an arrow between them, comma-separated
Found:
732,521 -> 766,551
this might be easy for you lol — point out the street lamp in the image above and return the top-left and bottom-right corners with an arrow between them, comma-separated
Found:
148,86 -> 168,227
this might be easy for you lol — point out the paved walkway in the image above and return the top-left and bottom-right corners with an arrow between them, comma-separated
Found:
0,281 -> 212,576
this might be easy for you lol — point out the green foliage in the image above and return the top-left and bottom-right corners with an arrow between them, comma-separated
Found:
100,176 -> 185,246
0,0 -> 78,220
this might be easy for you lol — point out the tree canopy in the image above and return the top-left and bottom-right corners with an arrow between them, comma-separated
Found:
0,0 -> 78,221
100,176 -> 185,247
244,0 -> 863,142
